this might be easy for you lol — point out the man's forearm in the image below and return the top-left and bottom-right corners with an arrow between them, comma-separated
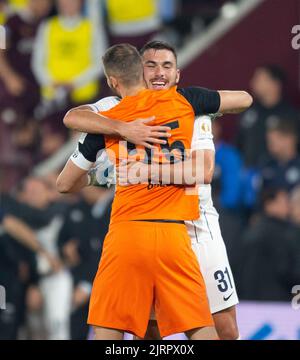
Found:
57,172 -> 90,193
56,159 -> 91,194
218,90 -> 253,114
121,150 -> 213,186
64,107 -> 169,149
69,174 -> 90,192
3,215 -> 44,253
64,109 -> 122,136
159,157 -> 205,186
133,154 -> 205,186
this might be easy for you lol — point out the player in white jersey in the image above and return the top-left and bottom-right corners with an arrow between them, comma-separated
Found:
58,41 -> 252,339
187,115 -> 239,315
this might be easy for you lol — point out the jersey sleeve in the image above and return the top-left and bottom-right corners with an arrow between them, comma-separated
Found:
192,116 -> 215,151
178,87 -> 220,116
70,133 -> 106,170
70,96 -> 120,170
88,96 -> 121,112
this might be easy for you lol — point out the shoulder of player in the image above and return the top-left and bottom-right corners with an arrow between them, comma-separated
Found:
78,132 -> 104,145
177,87 -> 211,107
177,86 -> 214,97
72,132 -> 106,166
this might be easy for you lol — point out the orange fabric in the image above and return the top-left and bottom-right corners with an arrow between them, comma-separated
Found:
87,221 -> 214,338
100,86 -> 199,225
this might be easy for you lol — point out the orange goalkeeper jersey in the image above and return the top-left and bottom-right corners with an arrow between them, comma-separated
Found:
100,86 -> 200,224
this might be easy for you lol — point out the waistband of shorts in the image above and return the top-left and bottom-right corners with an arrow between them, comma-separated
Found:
133,219 -> 185,224
109,219 -> 186,229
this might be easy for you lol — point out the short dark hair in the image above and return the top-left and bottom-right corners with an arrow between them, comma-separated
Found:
140,41 -> 177,63
258,64 -> 286,85
102,44 -> 144,87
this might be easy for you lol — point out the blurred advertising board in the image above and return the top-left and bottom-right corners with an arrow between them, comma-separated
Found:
237,301 -> 300,340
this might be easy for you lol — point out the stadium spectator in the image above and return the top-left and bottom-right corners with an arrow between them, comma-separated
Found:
158,0 -> 178,24
20,173 -> 75,340
4,176 -> 72,339
105,0 -> 161,49
0,205 -> 37,340
290,185 -> 300,226
0,0 -> 8,24
212,117 -> 243,210
0,189 -> 62,339
0,0 -> 52,191
57,186 -> 113,340
8,0 -> 29,12
258,119 -> 300,193
0,116 -> 41,192
158,0 -> 226,47
239,188 -> 296,301
237,65 -> 299,168
0,0 -> 52,118
211,116 -> 244,267
154,0 -> 181,46
38,121 -> 66,161
288,186 -> 300,289
0,0 -> 31,24
32,0 -> 105,114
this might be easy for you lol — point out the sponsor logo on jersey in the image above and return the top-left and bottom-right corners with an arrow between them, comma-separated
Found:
72,150 -> 79,158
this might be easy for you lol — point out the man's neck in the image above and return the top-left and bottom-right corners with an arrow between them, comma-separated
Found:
119,83 -> 146,98
20,8 -> 36,22
265,208 -> 287,221
260,92 -> 281,108
277,149 -> 297,163
59,15 -> 82,27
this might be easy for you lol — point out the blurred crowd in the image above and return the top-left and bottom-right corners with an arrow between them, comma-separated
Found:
213,64 -> 300,301
0,0 -> 235,192
0,0 -> 300,340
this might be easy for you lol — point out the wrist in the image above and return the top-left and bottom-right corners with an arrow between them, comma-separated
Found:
210,112 -> 223,120
112,120 -> 123,138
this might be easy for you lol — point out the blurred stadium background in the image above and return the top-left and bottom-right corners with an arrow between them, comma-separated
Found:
0,0 -> 300,340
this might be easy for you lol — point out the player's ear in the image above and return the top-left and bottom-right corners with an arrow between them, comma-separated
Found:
175,69 -> 181,85
108,76 -> 118,89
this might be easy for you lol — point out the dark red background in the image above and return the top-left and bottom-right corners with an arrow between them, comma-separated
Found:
180,0 -> 300,141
